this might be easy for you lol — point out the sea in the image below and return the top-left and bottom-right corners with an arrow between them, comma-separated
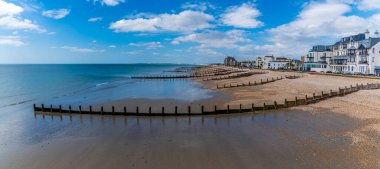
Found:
0,64 -> 214,109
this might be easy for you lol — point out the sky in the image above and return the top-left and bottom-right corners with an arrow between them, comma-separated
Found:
1,0 -> 380,64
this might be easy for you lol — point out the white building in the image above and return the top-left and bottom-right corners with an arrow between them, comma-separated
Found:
268,57 -> 290,70
255,57 -> 263,68
330,30 -> 380,74
303,45 -> 333,72
262,55 -> 274,69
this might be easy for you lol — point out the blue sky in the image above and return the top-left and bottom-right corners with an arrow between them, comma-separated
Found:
1,0 -> 380,64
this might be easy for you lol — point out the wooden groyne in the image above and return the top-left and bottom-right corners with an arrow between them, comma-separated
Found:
216,75 -> 301,89
34,83 -> 380,117
202,72 -> 266,81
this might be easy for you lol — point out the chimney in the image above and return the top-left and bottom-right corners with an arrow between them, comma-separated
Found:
365,29 -> 370,39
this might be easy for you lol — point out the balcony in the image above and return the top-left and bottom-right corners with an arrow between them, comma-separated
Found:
359,61 -> 368,64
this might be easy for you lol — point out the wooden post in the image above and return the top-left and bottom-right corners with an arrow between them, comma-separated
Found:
42,104 -> 45,112
162,107 -> 165,115
201,105 -> 204,114
79,105 -> 82,114
295,97 -> 298,105
321,91 -> 324,98
254,81 -> 257,85
69,105 -> 72,113
274,101 -> 277,109
175,106 -> 178,115
263,103 -> 266,111
313,93 -> 315,99
112,106 -> 114,114
101,106 -> 103,115
330,89 -> 333,96
33,104 -> 36,111
214,105 -> 217,113
50,105 -> 52,112
251,104 -> 254,112
188,106 -> 191,115
136,106 -> 139,114
59,105 -> 62,113
227,105 -> 230,114
124,106 -> 127,114
285,99 -> 288,107
239,104 -> 242,113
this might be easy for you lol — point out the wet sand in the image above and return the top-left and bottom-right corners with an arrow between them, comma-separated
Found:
2,110 -> 373,169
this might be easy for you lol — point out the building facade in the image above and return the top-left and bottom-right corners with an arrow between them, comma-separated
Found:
303,45 -> 333,72
305,30 -> 380,75
224,56 -> 237,66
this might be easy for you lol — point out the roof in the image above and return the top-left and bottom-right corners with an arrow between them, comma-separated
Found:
333,33 -> 366,46
309,45 -> 332,52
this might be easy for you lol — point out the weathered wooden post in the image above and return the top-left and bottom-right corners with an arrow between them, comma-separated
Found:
59,105 -> 62,113
295,97 -> 298,105
214,105 -> 217,113
330,89 -> 333,96
188,106 -> 191,115
321,91 -> 324,98
274,101 -> 277,109
69,105 -> 72,113
261,79 -> 263,83
79,105 -> 82,114
263,103 -> 266,110
251,104 -> 254,112
89,106 -> 92,113
201,105 -> 204,114
254,81 -> 257,85
175,106 -> 178,115
101,106 -> 103,115
227,105 -> 230,113
267,78 -> 269,82
285,99 -> 288,107
33,104 -> 36,111
123,106 -> 127,114
249,81 -> 251,86
41,104 -> 45,112
136,106 -> 139,115
50,105 -> 53,112
239,104 -> 242,113
313,93 -> 315,99
162,107 -> 165,115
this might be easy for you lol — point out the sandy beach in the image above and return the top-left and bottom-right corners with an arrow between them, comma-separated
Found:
97,66 -> 380,168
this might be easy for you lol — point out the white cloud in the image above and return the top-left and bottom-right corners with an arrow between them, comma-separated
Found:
109,10 -> 214,33
61,46 -> 105,53
172,30 -> 250,49
0,1 -> 43,32
181,2 -> 216,12
0,36 -> 24,46
221,3 -> 263,28
358,0 -> 380,10
108,45 -> 116,48
88,17 -> 103,22
128,42 -> 163,49
262,1 -> 380,57
0,0 -> 23,16
92,0 -> 125,6
42,9 -> 70,19
0,15 -> 43,31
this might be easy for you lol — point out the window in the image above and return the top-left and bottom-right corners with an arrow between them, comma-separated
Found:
373,48 -> 375,54
372,57 -> 375,62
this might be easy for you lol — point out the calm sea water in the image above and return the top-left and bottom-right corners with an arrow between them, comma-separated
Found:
0,64 -> 214,109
